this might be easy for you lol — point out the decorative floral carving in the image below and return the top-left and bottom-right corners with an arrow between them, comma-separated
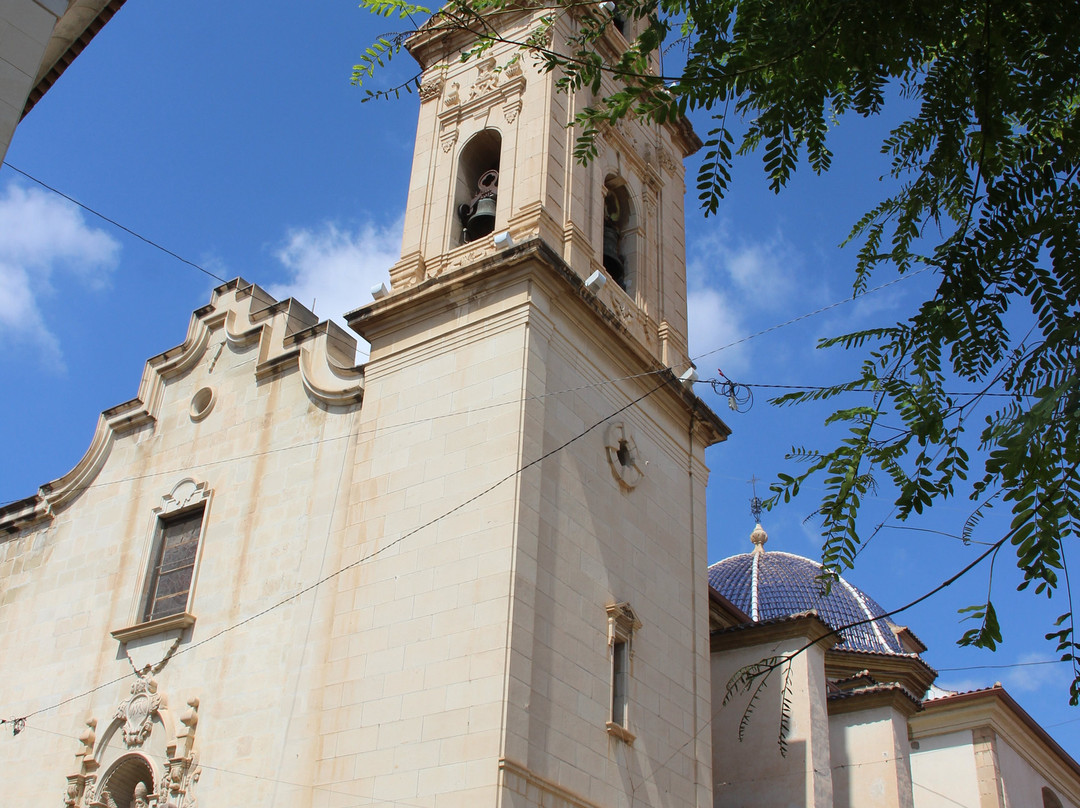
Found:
451,244 -> 490,269
440,129 -> 458,154
419,77 -> 444,103
115,677 -> 161,748
504,99 -> 522,123
64,686 -> 201,808
658,148 -> 677,174
469,57 -> 499,99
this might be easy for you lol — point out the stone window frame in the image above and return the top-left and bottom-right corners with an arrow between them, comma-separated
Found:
112,479 -> 210,642
605,601 -> 641,743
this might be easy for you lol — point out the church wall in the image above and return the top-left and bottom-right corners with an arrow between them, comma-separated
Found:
316,281 -> 535,805
996,734 -> 1080,808
908,729 -> 981,808
0,291 -> 366,805
828,705 -> 914,808
500,264 -> 714,808
711,631 -> 833,808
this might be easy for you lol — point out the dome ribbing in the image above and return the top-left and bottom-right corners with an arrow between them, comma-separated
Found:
708,530 -> 905,655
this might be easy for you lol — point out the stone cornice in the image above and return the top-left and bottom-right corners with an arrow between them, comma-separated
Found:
710,610 -> 838,653
24,0 -> 128,119
708,586 -> 752,631
825,647 -> 938,699
0,279 -> 363,536
911,685 -> 1080,792
346,236 -> 729,447
827,682 -> 922,718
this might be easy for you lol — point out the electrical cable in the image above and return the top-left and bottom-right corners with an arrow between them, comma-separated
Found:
2,163 -> 228,285
0,256 -> 941,512
2,376 -> 667,727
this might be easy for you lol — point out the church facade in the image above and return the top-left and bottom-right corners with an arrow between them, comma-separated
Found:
1,4 -> 727,806
2,4 -> 1079,808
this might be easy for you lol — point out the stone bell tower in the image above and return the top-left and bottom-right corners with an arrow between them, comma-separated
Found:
387,6 -> 702,372
338,5 -> 728,808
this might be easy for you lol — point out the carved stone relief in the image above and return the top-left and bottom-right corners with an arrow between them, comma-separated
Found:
63,683 -> 201,808
658,147 -> 678,174
116,678 -> 161,749
469,57 -> 499,99
444,81 -> 460,106
419,76 -> 444,103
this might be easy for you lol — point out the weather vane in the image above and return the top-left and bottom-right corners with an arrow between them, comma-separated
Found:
748,475 -> 763,522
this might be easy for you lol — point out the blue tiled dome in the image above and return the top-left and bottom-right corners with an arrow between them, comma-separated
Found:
708,527 -> 905,655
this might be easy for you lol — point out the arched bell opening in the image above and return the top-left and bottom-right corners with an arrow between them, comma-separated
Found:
92,754 -> 155,808
602,177 -> 637,295
455,129 -> 502,245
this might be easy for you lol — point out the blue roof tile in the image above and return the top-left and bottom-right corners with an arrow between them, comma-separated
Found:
708,550 -> 905,655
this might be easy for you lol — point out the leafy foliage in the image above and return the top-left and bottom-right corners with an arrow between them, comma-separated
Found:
357,0 -> 1080,699
722,655 -> 790,753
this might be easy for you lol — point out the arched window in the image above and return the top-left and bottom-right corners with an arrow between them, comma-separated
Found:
455,130 -> 502,245
1043,787 -> 1063,808
602,177 -> 637,294
95,755 -> 154,808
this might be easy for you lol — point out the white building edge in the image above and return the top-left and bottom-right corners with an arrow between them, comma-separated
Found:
1,4 -> 1078,808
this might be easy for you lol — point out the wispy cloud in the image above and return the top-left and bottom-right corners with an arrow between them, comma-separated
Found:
268,219 -> 402,357
0,183 -> 121,370
1002,653 -> 1069,695
686,222 -> 805,375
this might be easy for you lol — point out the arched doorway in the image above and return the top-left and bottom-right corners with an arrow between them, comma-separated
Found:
93,754 -> 155,808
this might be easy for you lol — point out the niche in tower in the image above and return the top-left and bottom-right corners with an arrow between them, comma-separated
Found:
455,129 -> 502,245
603,177 -> 636,294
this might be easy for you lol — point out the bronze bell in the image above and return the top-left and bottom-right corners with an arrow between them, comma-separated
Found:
603,220 -> 625,287
461,168 -> 499,242
467,195 -> 497,240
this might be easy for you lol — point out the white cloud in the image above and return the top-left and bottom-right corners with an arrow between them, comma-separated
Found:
268,220 -> 403,358
1002,652 -> 1068,695
687,285 -> 747,374
685,222 -> 805,375
0,183 -> 121,368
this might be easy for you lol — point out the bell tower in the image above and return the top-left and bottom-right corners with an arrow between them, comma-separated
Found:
387,6 -> 702,372
340,5 -> 728,808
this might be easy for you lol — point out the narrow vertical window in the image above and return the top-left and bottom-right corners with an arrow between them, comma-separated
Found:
143,505 -> 204,622
612,637 -> 630,726
605,602 -> 640,742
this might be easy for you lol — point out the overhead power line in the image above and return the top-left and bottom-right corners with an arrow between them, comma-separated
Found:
2,377 -> 667,726
2,162 -> 228,284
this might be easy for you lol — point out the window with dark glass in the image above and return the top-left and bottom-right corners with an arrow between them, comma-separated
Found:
611,637 -> 630,726
605,601 -> 640,742
143,506 -> 203,622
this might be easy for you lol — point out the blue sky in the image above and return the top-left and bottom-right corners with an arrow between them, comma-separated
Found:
3,0 -> 1078,759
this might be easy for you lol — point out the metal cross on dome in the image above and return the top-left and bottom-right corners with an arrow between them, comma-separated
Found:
748,475 -> 763,522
